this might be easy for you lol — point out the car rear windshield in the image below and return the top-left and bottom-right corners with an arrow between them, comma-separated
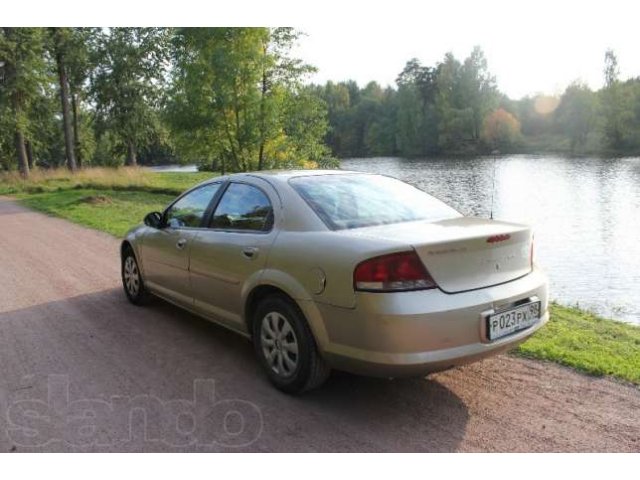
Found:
289,174 -> 462,230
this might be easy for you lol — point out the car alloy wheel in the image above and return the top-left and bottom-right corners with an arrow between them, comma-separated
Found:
123,255 -> 140,297
253,295 -> 330,393
260,311 -> 299,378
121,248 -> 150,305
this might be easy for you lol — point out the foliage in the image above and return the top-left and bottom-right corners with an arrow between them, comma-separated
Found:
317,47 -> 500,158
91,28 -> 172,166
482,108 -> 521,148
3,29 -> 640,171
315,47 -> 640,158
167,27 -> 334,172
0,27 -> 49,175
555,83 -> 598,152
516,303 -> 640,385
50,28 -> 97,168
600,49 -> 636,150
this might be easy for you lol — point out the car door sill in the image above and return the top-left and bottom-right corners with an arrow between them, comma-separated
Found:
148,287 -> 251,340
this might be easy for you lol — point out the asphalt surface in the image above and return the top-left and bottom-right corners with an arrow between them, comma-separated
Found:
0,196 -> 638,452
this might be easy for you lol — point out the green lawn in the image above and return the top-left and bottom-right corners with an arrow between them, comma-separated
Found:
144,171 -> 215,192
18,188 -> 176,237
5,168 -> 215,236
515,303 -> 640,385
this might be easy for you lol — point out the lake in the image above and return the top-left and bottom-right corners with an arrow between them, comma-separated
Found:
341,156 -> 640,325
153,156 -> 640,324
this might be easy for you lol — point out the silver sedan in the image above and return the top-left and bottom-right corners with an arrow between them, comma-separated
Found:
121,170 -> 549,393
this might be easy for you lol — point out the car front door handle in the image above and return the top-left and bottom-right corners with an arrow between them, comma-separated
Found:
242,247 -> 259,259
176,238 -> 187,250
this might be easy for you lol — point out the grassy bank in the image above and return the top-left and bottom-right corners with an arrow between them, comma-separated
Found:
0,167 -> 214,196
18,189 -> 176,237
515,303 -> 640,385
1,167 -> 216,236
3,167 -> 639,387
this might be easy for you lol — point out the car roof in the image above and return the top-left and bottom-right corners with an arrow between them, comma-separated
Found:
190,169 -> 370,192
239,169 -> 362,180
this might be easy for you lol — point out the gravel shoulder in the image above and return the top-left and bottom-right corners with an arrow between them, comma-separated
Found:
0,197 -> 638,452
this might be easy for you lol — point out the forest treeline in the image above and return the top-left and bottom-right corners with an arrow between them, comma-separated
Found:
314,49 -> 640,158
1,27 -> 639,178
0,27 -> 334,177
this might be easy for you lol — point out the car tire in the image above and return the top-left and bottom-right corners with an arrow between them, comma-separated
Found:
253,295 -> 330,394
121,246 -> 151,306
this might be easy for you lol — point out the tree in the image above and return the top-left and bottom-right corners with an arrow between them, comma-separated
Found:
602,49 -> 632,149
321,81 -> 352,155
168,28 -> 332,172
459,46 -> 499,141
395,82 -> 429,156
395,59 -> 438,155
482,108 -> 521,148
256,28 -> 315,170
49,28 -> 77,171
278,86 -> 335,168
555,83 -> 597,151
65,28 -> 96,167
435,52 -> 470,149
0,28 -> 47,177
91,28 -> 171,166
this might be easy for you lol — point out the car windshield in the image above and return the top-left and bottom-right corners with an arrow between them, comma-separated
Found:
289,174 -> 462,230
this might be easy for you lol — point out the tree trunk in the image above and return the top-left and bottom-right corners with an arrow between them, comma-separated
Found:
257,143 -> 265,171
26,140 -> 35,169
126,140 -> 137,166
71,90 -> 82,168
3,28 -> 29,178
15,130 -> 29,178
257,45 -> 268,171
53,29 -> 77,172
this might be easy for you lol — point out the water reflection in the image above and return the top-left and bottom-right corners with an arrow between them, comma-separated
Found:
341,156 -> 640,324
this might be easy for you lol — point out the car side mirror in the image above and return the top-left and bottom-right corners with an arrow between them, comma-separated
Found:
144,211 -> 163,229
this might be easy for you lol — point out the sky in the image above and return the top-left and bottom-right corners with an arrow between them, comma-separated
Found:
292,1 -> 640,99
7,0 -> 640,99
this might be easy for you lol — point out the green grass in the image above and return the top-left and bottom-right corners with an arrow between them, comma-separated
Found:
515,303 -> 640,385
2,167 -> 215,237
145,171 -> 215,192
17,189 -> 176,237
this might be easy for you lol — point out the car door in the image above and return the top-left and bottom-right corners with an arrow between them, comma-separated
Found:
141,182 -> 222,307
189,180 -> 279,333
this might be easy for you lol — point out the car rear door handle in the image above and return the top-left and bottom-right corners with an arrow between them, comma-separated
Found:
242,247 -> 259,259
176,238 -> 187,250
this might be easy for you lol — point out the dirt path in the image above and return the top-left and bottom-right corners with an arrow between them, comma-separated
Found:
0,197 -> 638,452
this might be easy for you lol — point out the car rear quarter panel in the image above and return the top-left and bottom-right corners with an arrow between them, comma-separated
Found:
265,230 -> 409,309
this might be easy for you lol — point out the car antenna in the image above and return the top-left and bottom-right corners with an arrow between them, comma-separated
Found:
489,149 -> 500,220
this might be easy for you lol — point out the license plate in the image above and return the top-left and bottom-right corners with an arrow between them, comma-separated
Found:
486,301 -> 541,341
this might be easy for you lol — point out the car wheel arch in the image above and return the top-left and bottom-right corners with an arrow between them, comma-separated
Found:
121,239 -> 147,279
243,282 -> 330,352
244,284 -> 298,336
120,240 -> 133,258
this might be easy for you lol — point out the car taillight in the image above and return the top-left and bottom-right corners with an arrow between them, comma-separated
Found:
354,251 -> 437,292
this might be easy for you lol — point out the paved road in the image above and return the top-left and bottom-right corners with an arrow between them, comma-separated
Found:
0,197 -> 638,452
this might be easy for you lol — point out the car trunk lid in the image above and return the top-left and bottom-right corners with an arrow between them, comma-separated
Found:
345,217 -> 533,293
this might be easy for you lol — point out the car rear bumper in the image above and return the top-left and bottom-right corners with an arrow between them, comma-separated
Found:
312,267 -> 549,377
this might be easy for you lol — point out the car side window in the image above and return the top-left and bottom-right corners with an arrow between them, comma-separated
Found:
165,183 -> 221,229
210,183 -> 273,232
